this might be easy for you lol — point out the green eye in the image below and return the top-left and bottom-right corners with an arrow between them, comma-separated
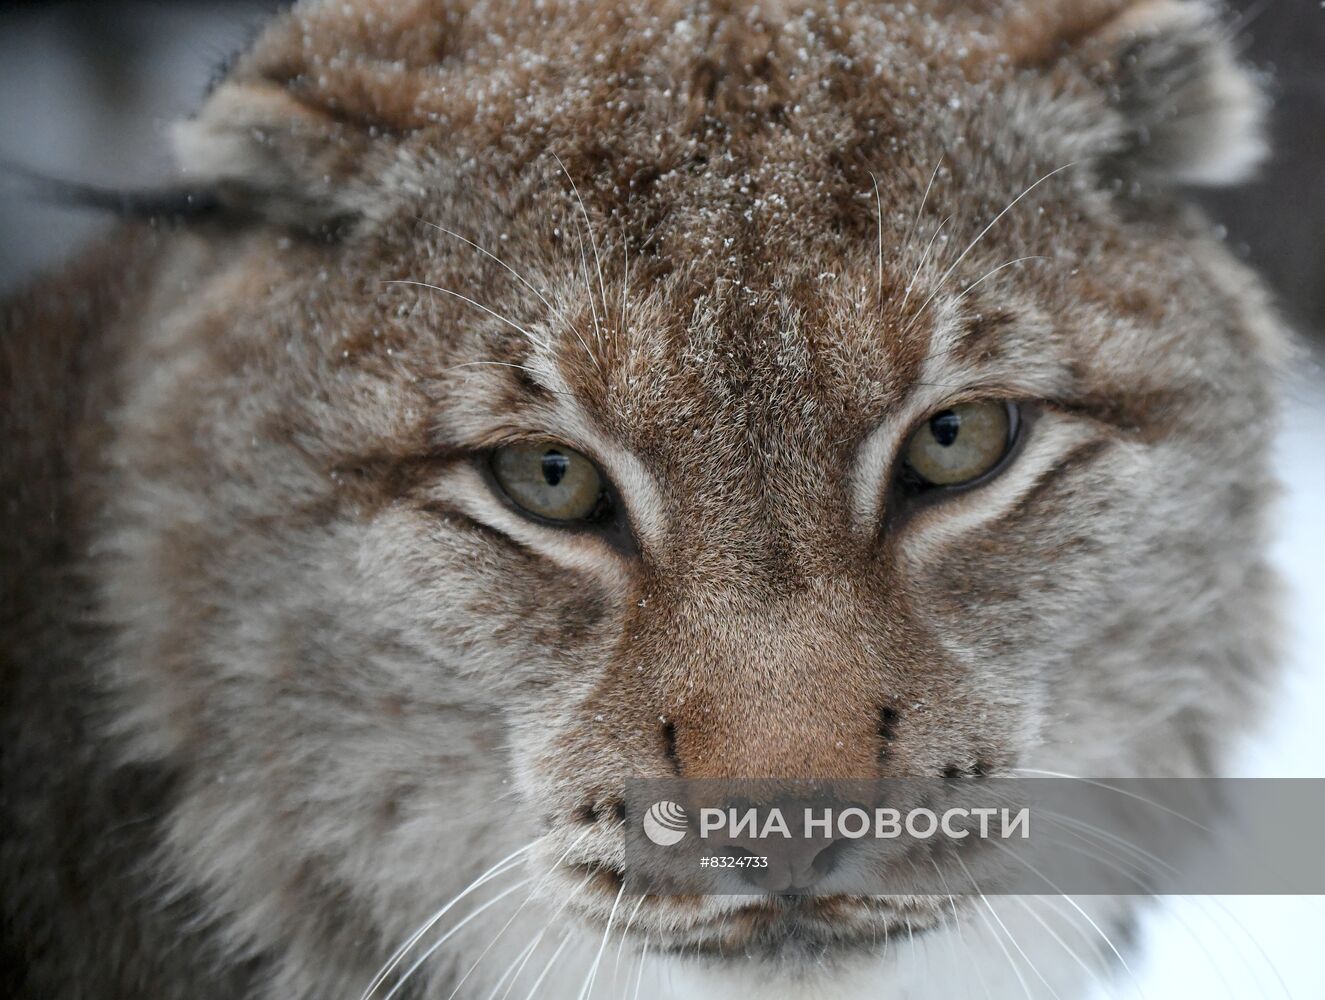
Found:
490,443 -> 609,523
902,401 -> 1016,488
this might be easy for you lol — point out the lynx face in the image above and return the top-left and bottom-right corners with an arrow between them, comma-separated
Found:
92,0 -> 1282,990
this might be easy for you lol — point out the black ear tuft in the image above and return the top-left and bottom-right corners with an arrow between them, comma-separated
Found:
1100,1 -> 1268,186
172,81 -> 369,233
2,162 -> 225,223
1015,1 -> 1269,187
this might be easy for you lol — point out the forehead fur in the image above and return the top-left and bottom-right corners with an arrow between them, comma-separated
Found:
230,0 -> 1012,130
169,0 -> 1276,530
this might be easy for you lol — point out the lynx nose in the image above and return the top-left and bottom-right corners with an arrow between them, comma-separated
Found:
718,829 -> 851,894
656,710 -> 890,781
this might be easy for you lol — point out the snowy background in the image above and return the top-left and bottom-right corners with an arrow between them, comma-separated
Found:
1099,368 -> 1325,1000
2,2 -> 1321,997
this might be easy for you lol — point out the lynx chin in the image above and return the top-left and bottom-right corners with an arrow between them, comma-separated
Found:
0,0 -> 1288,998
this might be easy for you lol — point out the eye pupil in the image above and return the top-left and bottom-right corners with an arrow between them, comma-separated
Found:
490,443 -> 609,524
541,451 -> 569,486
901,401 -> 1017,490
929,410 -> 961,447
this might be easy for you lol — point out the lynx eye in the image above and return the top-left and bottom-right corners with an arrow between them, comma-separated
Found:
902,401 -> 1017,488
489,443 -> 609,523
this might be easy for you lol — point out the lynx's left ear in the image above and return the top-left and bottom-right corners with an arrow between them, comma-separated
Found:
1014,0 -> 1269,186
171,80 -> 374,232
169,0 -> 448,232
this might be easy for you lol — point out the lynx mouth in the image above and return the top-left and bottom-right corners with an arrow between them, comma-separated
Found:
555,866 -> 948,962
653,896 -> 945,960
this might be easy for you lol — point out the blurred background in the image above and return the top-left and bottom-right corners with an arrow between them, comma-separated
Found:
1,2 -> 1322,997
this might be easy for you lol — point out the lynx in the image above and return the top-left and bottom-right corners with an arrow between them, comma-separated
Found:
0,0 -> 1286,997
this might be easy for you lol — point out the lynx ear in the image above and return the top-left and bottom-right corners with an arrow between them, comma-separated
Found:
171,81 -> 372,232
1016,0 -> 1269,186
170,0 -> 451,231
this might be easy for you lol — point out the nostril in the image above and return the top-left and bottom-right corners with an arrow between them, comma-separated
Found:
877,705 -> 900,761
660,719 -> 682,775
731,830 -> 855,894
811,837 -> 851,879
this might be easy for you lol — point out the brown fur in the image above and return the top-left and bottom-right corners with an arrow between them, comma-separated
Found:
2,1 -> 1285,997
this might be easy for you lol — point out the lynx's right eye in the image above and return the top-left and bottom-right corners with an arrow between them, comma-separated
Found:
900,401 -> 1018,489
489,443 -> 612,524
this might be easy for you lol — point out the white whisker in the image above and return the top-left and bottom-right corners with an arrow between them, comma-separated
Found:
483,935 -> 543,1000
552,151 -> 611,361
899,154 -> 943,314
576,879 -> 628,1000
1008,768 -> 1211,832
953,256 -> 1049,302
899,213 -> 952,322
909,255 -> 1050,368
382,878 -> 533,1000
1198,897 -> 1295,1000
1036,809 -> 1178,881
501,877 -> 594,1000
418,220 -> 555,312
358,840 -> 538,1000
904,161 -> 1080,333
612,894 -> 648,982
952,854 -> 1038,1000
1009,896 -> 1109,994
869,171 -> 884,300
985,840 -> 1144,998
620,221 -> 631,337
442,827 -> 598,1000
520,928 -> 575,1000
419,220 -> 600,369
1037,894 -> 1113,966
382,280 -> 551,352
1040,829 -> 1242,1000
631,935 -> 651,1000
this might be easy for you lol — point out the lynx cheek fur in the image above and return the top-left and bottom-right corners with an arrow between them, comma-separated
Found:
1,0 -> 1287,997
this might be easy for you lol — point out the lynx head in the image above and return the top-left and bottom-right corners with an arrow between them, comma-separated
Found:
101,0 -> 1283,988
